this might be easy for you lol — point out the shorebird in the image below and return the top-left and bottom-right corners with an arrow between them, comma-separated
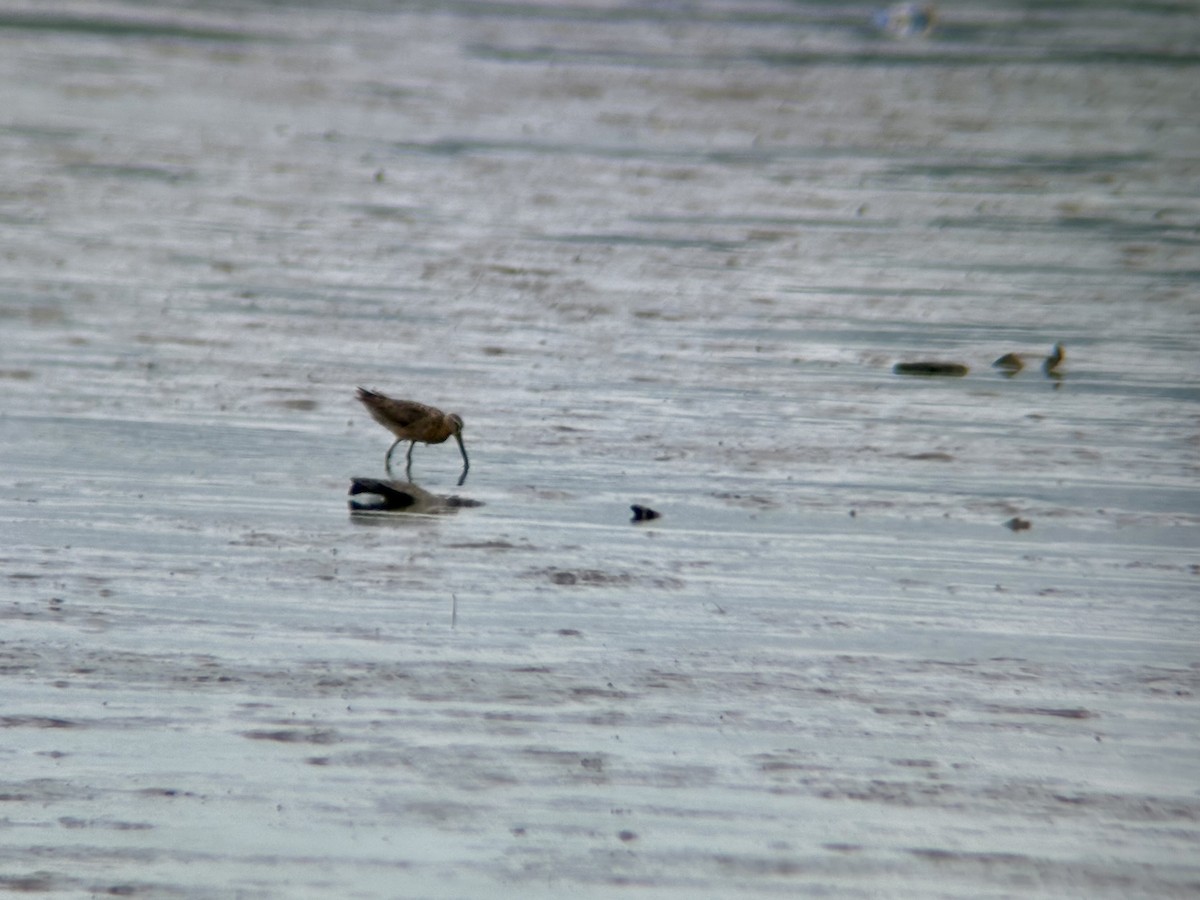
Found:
356,388 -> 468,485
991,343 -> 1065,378
991,352 -> 1024,375
1042,342 -> 1065,376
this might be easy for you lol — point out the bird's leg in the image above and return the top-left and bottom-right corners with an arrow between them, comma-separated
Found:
405,441 -> 416,481
455,434 -> 469,487
384,439 -> 403,478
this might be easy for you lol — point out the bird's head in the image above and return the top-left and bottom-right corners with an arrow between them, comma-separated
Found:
448,413 -> 464,436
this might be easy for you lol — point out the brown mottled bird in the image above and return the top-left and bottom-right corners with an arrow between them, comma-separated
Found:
991,342 -> 1065,379
991,352 -> 1024,376
356,388 -> 468,485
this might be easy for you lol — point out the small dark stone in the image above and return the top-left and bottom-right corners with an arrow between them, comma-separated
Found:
1004,517 -> 1032,532
630,504 -> 661,522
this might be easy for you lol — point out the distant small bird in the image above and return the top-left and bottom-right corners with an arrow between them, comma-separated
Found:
991,352 -> 1024,375
356,388 -> 468,485
991,343 -> 1066,379
1042,342 -> 1065,376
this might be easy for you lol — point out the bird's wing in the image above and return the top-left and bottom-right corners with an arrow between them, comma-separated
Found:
357,389 -> 438,430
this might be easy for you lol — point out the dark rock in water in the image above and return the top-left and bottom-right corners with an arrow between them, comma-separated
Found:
349,478 -> 422,511
630,504 -> 661,522
893,361 -> 969,377
348,477 -> 481,513
1004,517 -> 1032,532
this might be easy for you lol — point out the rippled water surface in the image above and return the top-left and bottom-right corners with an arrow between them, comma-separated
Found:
1,1 -> 1198,897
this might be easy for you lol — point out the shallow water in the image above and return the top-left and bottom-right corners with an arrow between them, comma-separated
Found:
1,1 -> 1198,897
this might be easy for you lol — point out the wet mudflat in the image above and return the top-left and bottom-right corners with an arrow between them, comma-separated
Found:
1,1 -> 1198,897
